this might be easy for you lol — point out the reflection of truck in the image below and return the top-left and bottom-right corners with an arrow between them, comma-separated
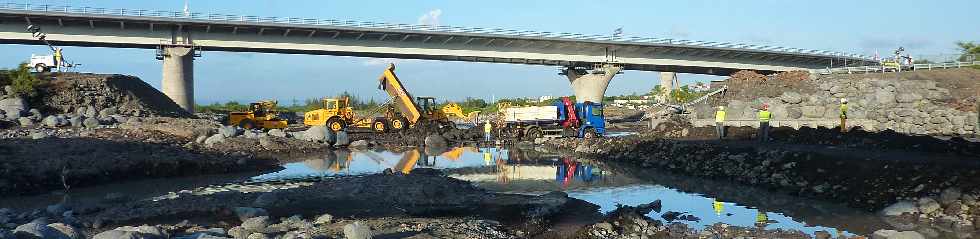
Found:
376,64 -> 456,132
498,97 -> 605,140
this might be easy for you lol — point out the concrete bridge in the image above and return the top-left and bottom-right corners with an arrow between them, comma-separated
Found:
0,3 -> 875,112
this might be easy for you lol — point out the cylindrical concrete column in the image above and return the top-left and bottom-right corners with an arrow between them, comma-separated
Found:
161,47 -> 195,113
659,72 -> 677,103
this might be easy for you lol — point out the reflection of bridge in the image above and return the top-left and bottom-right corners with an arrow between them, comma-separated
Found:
0,3 -> 875,112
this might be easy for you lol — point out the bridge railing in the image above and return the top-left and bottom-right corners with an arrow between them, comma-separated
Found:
0,2 -> 872,61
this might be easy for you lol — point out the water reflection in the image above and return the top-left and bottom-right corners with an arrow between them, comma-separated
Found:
253,146 -> 878,236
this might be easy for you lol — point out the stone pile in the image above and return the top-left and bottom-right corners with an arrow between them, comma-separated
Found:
694,74 -> 979,136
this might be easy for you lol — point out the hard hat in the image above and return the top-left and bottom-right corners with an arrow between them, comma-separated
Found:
840,98 -> 848,103
718,106 -> 726,110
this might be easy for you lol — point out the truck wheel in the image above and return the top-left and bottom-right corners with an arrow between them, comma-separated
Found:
34,63 -> 48,73
390,117 -> 407,131
326,117 -> 346,132
525,127 -> 543,141
583,128 -> 598,139
372,119 -> 387,133
238,119 -> 256,129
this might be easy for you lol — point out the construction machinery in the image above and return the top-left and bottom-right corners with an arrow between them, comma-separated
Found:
228,100 -> 288,130
441,103 -> 481,125
376,64 -> 456,132
303,96 -> 381,132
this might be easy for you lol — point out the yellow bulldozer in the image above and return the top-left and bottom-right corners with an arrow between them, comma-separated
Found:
228,100 -> 288,130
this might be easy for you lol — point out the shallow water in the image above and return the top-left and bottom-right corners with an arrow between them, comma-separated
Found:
251,145 -> 883,235
0,143 -> 886,236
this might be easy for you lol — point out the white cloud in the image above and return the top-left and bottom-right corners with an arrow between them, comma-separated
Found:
417,9 -> 442,26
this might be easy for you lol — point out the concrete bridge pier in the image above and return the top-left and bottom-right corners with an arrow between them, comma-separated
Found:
659,72 -> 678,102
160,46 -> 196,113
565,64 -> 622,103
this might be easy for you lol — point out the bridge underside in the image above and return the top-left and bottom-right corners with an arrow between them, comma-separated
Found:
0,7 -> 876,111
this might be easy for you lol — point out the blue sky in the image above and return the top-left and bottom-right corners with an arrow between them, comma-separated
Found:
2,0 -> 978,104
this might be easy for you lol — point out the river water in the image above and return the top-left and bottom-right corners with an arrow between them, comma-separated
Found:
0,143 -> 888,236
249,145 -> 885,236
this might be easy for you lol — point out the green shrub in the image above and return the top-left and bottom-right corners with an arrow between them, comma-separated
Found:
6,63 -> 40,97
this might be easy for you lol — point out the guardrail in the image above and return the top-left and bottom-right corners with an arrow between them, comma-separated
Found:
0,2 -> 872,61
821,61 -> 980,74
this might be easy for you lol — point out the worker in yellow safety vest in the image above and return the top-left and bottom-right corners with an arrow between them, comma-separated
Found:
839,98 -> 848,133
483,121 -> 493,143
755,209 -> 769,228
715,106 -> 726,140
53,48 -> 63,70
712,200 -> 724,216
758,104 -> 772,142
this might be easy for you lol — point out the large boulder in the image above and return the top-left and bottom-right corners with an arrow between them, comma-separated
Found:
802,106 -> 825,119
940,188 -> 963,206
18,117 -> 34,127
69,116 -> 84,128
98,107 -> 118,118
241,216 -> 271,232
780,92 -> 804,104
13,222 -> 68,239
83,117 -> 101,129
895,93 -> 922,104
871,230 -> 924,239
43,115 -> 64,128
342,221 -> 374,239
875,90 -> 896,105
47,223 -> 84,239
424,134 -> 448,148
786,107 -> 803,119
881,201 -> 918,216
267,129 -> 287,138
300,126 -> 335,145
92,230 -> 141,239
218,126 -> 240,138
205,134 -> 226,146
0,97 -> 27,116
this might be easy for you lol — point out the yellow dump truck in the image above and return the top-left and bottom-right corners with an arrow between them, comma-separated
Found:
377,64 -> 456,132
228,101 -> 288,130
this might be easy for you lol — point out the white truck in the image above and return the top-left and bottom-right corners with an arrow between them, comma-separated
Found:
29,54 -> 56,72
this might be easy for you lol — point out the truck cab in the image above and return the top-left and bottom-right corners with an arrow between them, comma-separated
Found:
575,102 -> 605,138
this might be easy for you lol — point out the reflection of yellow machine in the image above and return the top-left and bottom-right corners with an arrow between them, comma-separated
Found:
440,147 -> 479,161
393,150 -> 421,174
303,96 -> 376,132
228,100 -> 288,129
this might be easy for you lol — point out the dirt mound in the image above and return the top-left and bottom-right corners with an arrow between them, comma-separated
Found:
38,73 -> 190,117
723,70 -> 816,101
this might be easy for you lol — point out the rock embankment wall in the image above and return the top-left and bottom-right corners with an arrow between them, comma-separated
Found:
692,69 -> 979,136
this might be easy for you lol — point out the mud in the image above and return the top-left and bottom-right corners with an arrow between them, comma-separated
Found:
0,128 -> 280,196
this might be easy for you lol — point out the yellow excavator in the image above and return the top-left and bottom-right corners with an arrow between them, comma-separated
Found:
228,100 -> 288,130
